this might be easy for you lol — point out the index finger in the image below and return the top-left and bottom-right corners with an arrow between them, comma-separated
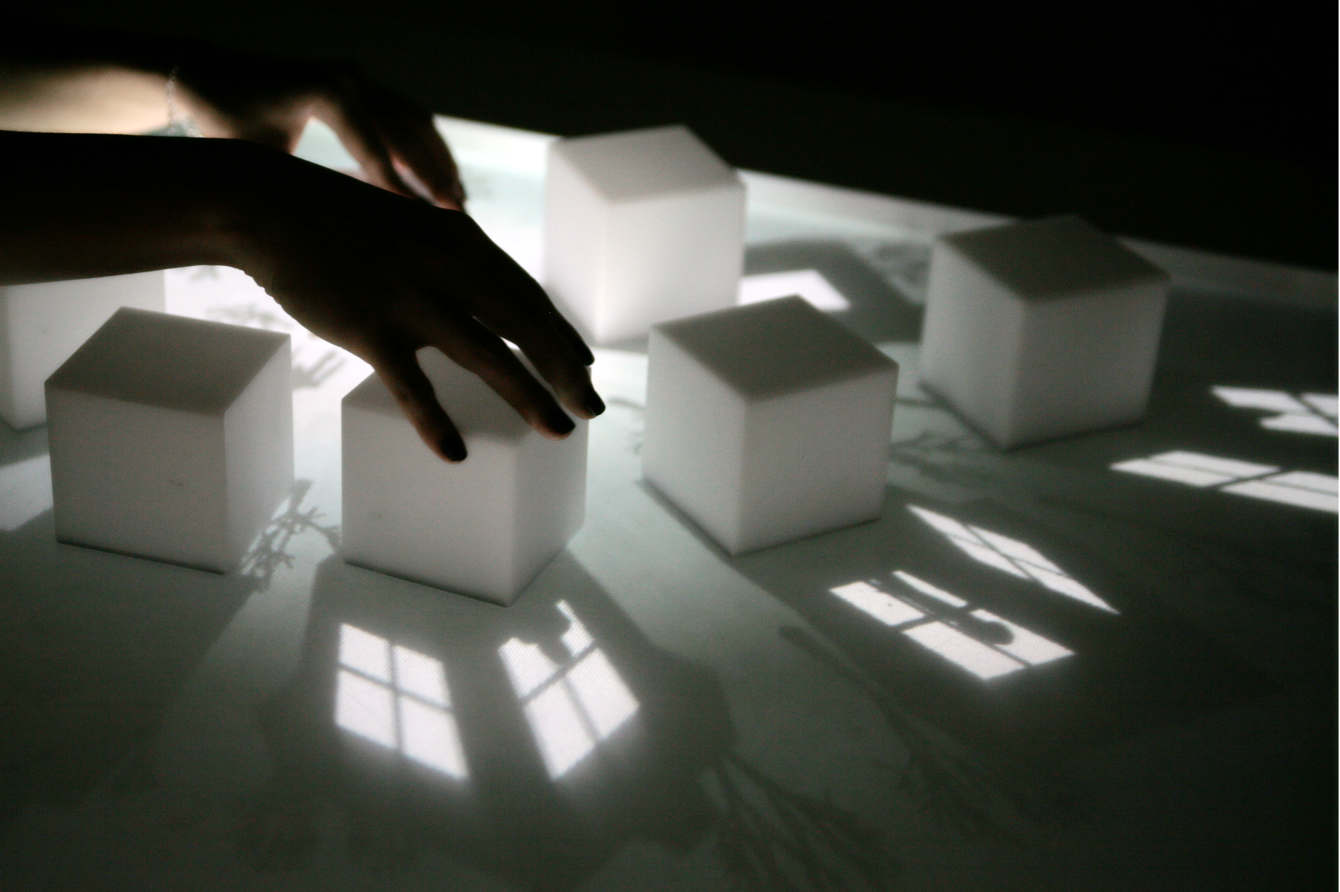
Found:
444,212 -> 595,366
346,81 -> 466,210
449,247 -> 601,415
314,85 -> 417,201
384,108 -> 467,210
484,304 -> 604,421
369,346 -> 468,462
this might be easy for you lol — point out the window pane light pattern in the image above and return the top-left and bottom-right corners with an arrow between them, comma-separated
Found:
737,269 -> 851,312
1212,386 -> 1339,436
335,623 -> 468,779
830,572 -> 1073,681
0,454 -> 51,532
907,506 -> 1117,613
498,601 -> 639,779
1112,451 -> 1338,514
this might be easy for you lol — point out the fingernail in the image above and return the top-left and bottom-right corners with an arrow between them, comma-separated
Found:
441,437 -> 467,462
583,389 -> 605,417
548,410 -> 576,436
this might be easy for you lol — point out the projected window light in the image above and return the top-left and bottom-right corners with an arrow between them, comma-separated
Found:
0,454 -> 51,532
334,624 -> 468,779
830,580 -> 926,626
1112,451 -> 1338,514
907,506 -> 1117,613
1212,386 -> 1339,436
737,269 -> 851,312
498,601 -> 639,779
828,572 -> 1072,681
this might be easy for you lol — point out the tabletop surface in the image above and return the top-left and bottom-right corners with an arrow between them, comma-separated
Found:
1,118 -> 1335,890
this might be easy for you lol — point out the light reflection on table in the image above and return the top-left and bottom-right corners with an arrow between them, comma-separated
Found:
0,119 -> 1334,890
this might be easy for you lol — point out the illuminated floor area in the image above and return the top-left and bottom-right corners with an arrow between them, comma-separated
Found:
0,122 -> 1334,890
1211,386 -> 1338,436
1113,451 -> 1338,513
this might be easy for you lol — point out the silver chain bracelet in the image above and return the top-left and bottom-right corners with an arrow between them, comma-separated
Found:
165,64 -> 202,136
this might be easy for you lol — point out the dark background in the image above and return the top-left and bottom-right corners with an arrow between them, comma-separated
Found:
31,2 -> 1337,270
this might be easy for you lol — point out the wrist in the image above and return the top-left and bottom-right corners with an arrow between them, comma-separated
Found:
0,130 -> 289,284
195,137 -> 330,279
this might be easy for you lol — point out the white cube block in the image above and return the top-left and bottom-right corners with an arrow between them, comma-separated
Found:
643,296 -> 898,554
46,308 -> 293,571
0,271 -> 165,429
920,215 -> 1170,448
341,348 -> 587,605
544,124 -> 746,344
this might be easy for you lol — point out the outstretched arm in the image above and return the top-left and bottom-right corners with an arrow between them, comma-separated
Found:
0,21 -> 600,461
0,130 -> 248,283
0,21 -> 177,135
0,19 -> 466,208
0,130 -> 599,462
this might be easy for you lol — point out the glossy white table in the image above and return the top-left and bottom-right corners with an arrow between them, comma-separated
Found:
1,117 -> 1334,890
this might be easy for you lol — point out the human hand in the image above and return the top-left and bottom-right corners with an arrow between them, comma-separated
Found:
233,147 -> 600,461
177,50 -> 466,209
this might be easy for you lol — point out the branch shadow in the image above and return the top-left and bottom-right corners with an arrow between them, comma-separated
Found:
0,477 -> 335,841
719,489 -> 1278,774
718,486 -> 1334,886
237,553 -> 735,889
991,290 -> 1338,550
882,295 -> 1338,565
0,509 -> 252,836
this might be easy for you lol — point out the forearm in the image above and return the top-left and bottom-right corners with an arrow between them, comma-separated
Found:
0,129 -> 268,284
0,63 -> 170,134
0,19 -> 183,134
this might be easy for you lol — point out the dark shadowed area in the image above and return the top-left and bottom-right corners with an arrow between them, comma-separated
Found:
25,0 -> 1336,269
